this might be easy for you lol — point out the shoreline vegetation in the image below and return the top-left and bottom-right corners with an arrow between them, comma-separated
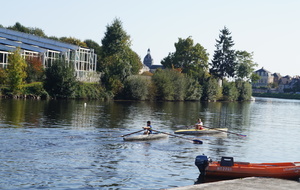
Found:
253,93 -> 300,100
1,21 -> 260,102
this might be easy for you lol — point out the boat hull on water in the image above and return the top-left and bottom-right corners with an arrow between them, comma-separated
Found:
175,128 -> 228,135
195,155 -> 300,180
123,133 -> 168,141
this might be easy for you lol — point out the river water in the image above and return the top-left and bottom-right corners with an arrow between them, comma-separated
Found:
0,97 -> 299,189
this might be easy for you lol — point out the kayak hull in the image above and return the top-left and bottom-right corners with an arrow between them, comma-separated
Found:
175,128 -> 228,135
123,133 -> 168,141
195,156 -> 300,180
206,161 -> 300,180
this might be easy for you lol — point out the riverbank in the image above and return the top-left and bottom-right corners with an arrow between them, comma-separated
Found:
167,177 -> 300,190
253,92 -> 300,100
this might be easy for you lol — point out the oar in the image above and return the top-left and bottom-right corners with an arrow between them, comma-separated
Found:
202,125 -> 247,137
120,129 -> 144,137
152,129 -> 203,144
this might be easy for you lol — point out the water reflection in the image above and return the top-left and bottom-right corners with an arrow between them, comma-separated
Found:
0,98 -> 300,189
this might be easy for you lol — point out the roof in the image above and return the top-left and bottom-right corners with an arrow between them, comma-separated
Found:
150,65 -> 164,69
255,67 -> 272,73
0,27 -> 80,53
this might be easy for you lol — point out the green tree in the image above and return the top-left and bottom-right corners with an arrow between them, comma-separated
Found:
235,51 -> 257,81
84,39 -> 102,71
6,48 -> 27,95
59,37 -> 87,47
43,58 -> 77,98
161,37 -> 209,73
152,69 -> 190,101
101,18 -> 131,57
222,81 -> 239,101
203,77 -> 222,101
236,79 -> 252,101
7,22 -> 46,37
100,18 -> 142,96
123,75 -> 151,100
251,73 -> 260,84
185,77 -> 202,100
210,27 -> 237,80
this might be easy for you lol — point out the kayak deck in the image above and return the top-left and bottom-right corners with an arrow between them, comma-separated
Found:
174,128 -> 228,135
123,133 -> 169,141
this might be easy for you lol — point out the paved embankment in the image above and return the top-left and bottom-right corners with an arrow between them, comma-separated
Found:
167,177 -> 300,190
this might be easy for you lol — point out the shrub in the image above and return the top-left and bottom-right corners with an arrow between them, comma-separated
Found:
43,58 -> 77,98
203,77 -> 222,101
122,75 -> 151,100
152,69 -> 187,101
236,80 -> 252,101
74,82 -> 107,100
222,81 -> 239,101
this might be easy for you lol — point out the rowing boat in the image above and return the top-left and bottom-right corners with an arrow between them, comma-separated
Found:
174,128 -> 228,135
123,133 -> 168,141
195,155 -> 300,180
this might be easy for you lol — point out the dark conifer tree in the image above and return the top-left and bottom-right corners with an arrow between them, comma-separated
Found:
210,27 -> 236,80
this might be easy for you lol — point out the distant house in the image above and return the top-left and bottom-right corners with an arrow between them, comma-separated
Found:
278,75 -> 293,93
140,49 -> 164,73
252,67 -> 300,93
253,67 -> 274,88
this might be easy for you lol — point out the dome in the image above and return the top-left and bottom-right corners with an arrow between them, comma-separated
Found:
143,48 -> 153,68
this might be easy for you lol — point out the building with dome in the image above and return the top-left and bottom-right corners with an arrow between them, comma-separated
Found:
140,48 -> 163,73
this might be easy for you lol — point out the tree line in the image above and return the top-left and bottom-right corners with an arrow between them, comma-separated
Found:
0,20 -> 259,101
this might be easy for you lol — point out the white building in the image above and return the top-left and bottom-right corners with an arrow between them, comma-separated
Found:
0,27 -> 99,82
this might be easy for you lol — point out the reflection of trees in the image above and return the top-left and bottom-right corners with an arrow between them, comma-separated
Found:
42,100 -> 76,127
1,99 -> 26,127
201,101 -> 252,130
0,99 -> 46,127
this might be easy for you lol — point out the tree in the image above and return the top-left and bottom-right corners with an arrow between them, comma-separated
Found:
235,51 -> 257,81
202,77 -> 222,101
6,48 -> 27,95
210,27 -> 236,80
123,75 -> 151,100
101,18 -> 131,57
43,58 -> 77,98
152,69 -> 193,101
236,79 -> 252,101
161,37 -> 209,73
7,22 -> 46,37
100,18 -> 142,96
59,37 -> 87,47
222,81 -> 239,101
84,39 -> 102,71
25,56 -> 44,83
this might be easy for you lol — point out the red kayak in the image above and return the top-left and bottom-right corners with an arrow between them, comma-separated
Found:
195,155 -> 300,180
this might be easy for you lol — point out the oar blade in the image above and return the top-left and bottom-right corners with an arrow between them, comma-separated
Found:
192,139 -> 203,144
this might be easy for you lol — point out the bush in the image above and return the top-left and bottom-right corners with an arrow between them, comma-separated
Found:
74,82 -> 107,100
203,77 -> 222,101
236,80 -> 252,101
152,69 -> 187,101
122,75 -> 151,100
185,77 -> 202,101
43,58 -> 77,98
23,82 -> 49,99
222,81 -> 239,101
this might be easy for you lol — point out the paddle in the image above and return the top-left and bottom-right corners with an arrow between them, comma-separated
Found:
202,125 -> 247,137
120,129 -> 144,137
152,129 -> 203,144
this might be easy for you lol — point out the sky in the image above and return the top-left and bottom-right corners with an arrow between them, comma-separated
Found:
2,0 -> 300,76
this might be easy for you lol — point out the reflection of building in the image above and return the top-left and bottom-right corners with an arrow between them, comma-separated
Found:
0,27 -> 99,82
140,48 -> 164,73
